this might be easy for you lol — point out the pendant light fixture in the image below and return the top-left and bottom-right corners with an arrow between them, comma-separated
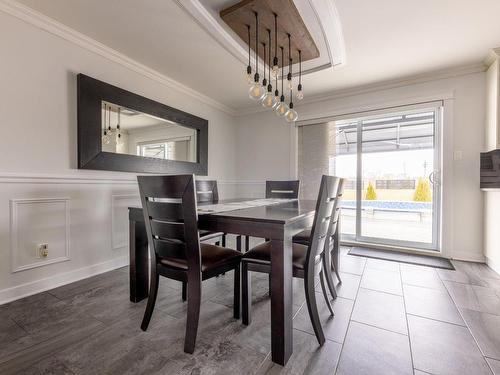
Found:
262,29 -> 275,108
271,13 -> 279,79
285,87 -> 298,122
275,46 -> 289,117
245,25 -> 252,85
285,52 -> 298,122
296,50 -> 304,100
248,12 -> 265,100
273,61 -> 280,108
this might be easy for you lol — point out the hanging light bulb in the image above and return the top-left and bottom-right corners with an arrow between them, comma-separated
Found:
285,88 -> 298,122
296,50 -> 304,100
262,29 -> 275,109
275,47 -> 288,116
271,13 -> 279,79
249,12 -> 264,100
285,102 -> 298,122
245,25 -> 252,85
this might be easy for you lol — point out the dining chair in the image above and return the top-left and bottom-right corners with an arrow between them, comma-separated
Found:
239,180 -> 301,252
137,174 -> 242,354
293,178 -> 345,300
241,175 -> 340,345
196,180 -> 226,247
266,180 -> 300,199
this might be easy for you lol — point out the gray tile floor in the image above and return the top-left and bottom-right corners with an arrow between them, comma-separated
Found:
1,239 -> 500,375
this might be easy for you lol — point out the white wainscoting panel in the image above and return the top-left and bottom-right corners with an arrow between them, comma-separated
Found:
111,194 -> 140,250
10,198 -> 70,272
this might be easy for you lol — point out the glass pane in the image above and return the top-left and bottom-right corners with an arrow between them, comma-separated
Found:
101,101 -> 197,162
329,120 -> 358,237
360,110 -> 435,245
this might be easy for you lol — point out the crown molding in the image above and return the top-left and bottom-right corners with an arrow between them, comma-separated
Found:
234,62 -> 487,117
0,0 -> 237,116
485,47 -> 500,67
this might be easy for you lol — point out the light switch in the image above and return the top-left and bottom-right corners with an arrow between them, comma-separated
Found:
454,150 -> 463,161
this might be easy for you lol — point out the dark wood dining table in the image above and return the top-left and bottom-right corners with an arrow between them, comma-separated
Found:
128,198 -> 319,366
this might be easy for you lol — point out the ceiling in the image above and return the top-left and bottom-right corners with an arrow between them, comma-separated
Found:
15,0 -> 500,112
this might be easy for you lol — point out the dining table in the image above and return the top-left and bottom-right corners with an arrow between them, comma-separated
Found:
128,198 -> 339,366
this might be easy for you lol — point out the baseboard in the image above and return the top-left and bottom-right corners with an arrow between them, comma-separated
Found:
449,251 -> 486,263
0,256 -> 129,305
486,255 -> 500,275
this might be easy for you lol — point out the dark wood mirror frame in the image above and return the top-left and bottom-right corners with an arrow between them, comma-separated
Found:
77,74 -> 208,175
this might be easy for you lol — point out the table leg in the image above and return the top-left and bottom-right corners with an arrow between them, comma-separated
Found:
270,236 -> 293,365
129,218 -> 149,303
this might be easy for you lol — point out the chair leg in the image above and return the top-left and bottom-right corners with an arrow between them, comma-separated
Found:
233,265 -> 241,319
141,267 -> 159,331
222,234 -> 226,247
323,254 -> 338,300
241,262 -> 252,325
304,271 -> 325,346
319,269 -> 335,316
182,281 -> 187,301
245,235 -> 250,252
184,274 -> 202,354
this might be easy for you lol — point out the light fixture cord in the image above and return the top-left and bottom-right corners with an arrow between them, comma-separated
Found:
281,46 -> 284,96
288,34 -> 291,78
247,25 -> 251,67
255,12 -> 259,78
274,13 -> 278,64
268,29 -> 271,87
299,50 -> 302,85
262,42 -> 266,83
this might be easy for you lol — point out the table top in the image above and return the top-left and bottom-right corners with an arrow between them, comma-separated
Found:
130,198 -> 317,225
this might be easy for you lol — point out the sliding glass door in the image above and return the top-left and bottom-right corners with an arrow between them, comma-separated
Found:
329,104 -> 442,251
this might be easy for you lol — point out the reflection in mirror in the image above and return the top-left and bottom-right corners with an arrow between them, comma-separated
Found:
101,101 -> 197,162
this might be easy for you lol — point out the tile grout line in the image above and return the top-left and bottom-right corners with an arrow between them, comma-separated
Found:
440,270 -> 495,375
399,261 -> 417,374
333,249 -> 365,374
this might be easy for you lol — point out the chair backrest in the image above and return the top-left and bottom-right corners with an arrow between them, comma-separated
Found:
325,178 -> 345,250
265,180 -> 300,199
137,174 -> 201,270
305,175 -> 341,272
195,180 -> 219,203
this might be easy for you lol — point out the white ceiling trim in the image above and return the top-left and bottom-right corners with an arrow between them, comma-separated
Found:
175,0 -> 346,76
485,47 -> 500,66
234,62 -> 486,117
0,0 -> 237,116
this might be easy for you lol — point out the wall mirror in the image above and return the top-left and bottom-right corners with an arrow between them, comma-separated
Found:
77,74 -> 208,174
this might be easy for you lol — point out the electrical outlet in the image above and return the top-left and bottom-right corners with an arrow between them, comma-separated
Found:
37,244 -> 49,258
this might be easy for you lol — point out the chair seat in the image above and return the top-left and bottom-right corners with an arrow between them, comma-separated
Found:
243,241 -> 319,270
199,230 -> 224,242
292,228 -> 311,245
159,243 -> 241,272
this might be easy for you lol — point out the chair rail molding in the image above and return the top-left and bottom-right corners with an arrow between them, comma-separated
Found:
10,197 -> 71,273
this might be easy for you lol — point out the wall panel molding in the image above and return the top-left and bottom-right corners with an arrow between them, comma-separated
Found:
10,198 -> 71,272
111,194 -> 140,250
